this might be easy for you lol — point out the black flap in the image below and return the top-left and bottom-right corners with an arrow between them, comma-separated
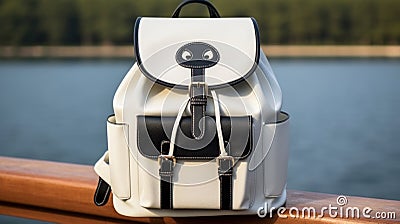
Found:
137,116 -> 252,160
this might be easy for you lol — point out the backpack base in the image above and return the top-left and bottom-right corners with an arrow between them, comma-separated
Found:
111,189 -> 287,217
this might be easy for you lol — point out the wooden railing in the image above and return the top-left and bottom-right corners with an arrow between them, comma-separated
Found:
1,45 -> 400,58
0,156 -> 399,223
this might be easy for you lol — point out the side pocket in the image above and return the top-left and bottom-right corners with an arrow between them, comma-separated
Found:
263,112 -> 289,197
107,115 -> 131,200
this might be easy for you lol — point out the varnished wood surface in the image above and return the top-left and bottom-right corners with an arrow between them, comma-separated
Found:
1,45 -> 400,58
0,156 -> 398,223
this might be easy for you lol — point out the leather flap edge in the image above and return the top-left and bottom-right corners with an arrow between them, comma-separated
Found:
137,116 -> 252,160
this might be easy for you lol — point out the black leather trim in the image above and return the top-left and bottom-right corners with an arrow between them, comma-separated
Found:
94,177 -> 111,206
137,115 -> 252,160
159,157 -> 174,209
190,68 -> 207,139
107,114 -> 125,126
133,17 -> 261,90
252,17 -> 261,65
190,98 -> 206,139
218,158 -> 233,210
172,0 -> 221,18
134,17 -> 143,66
176,42 -> 219,69
266,111 -> 289,124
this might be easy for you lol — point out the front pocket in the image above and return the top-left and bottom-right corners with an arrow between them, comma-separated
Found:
107,115 -> 131,200
136,115 -> 253,209
137,158 -> 251,210
263,112 -> 289,197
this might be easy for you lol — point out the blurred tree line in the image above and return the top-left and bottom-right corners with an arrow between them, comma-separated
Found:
0,0 -> 399,46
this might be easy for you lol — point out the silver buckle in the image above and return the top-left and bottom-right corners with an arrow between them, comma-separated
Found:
189,82 -> 208,97
158,155 -> 176,167
216,155 -> 234,164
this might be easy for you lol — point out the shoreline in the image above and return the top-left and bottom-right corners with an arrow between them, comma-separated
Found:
1,45 -> 400,58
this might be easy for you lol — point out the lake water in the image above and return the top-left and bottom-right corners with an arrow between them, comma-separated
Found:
0,58 -> 399,222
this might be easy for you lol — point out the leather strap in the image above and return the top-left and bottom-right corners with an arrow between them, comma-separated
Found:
218,157 -> 233,210
172,0 -> 221,18
159,156 -> 175,209
94,177 -> 111,206
93,154 -> 177,209
190,68 -> 207,139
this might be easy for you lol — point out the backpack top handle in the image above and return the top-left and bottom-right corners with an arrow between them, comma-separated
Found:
172,0 -> 221,18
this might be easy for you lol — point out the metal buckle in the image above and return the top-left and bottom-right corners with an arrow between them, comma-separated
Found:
217,155 -> 235,175
189,82 -> 208,97
216,155 -> 235,165
158,155 -> 176,167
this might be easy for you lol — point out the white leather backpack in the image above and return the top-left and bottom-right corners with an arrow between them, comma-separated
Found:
93,0 -> 290,217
